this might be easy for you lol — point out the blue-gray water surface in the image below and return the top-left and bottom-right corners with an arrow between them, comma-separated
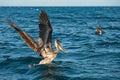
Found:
0,7 -> 120,80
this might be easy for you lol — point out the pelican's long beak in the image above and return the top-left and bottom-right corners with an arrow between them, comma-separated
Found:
57,40 -> 67,53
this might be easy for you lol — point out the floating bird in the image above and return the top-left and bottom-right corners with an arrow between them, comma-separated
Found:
7,10 -> 66,64
96,24 -> 102,35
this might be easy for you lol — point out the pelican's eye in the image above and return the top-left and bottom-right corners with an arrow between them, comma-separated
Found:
46,46 -> 49,48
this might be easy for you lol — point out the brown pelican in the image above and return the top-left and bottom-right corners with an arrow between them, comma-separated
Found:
96,24 -> 102,35
7,10 -> 66,64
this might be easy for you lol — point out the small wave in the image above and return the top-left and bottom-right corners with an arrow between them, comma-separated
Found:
97,41 -> 120,47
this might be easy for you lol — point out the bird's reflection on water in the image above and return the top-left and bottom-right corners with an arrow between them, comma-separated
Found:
29,62 -> 64,80
41,64 -> 62,80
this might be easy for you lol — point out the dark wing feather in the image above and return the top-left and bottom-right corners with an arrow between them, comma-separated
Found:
39,10 -> 52,48
7,19 -> 41,53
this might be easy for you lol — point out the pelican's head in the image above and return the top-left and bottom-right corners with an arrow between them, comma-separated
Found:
55,39 -> 67,53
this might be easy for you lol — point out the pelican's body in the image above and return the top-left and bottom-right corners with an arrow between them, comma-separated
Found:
7,10 -> 66,64
96,24 -> 102,35
96,29 -> 102,35
39,50 -> 56,64
39,39 -> 66,64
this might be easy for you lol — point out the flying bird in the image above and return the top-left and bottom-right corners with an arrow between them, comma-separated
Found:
7,10 -> 66,64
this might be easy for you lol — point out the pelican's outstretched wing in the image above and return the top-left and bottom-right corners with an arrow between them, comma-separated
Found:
39,10 -> 52,48
7,19 -> 41,53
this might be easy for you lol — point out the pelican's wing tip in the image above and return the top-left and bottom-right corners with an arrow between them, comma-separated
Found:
40,10 -> 48,19
6,18 -> 12,25
41,10 -> 46,13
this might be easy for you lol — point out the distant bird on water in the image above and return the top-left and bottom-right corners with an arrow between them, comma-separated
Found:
96,24 -> 102,35
7,10 -> 67,64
